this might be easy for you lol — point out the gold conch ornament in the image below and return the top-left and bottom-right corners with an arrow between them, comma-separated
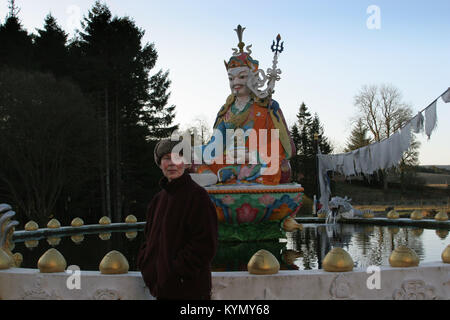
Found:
71,217 -> 84,227
0,248 -> 13,269
322,247 -> 354,272
412,228 -> 423,236
282,217 -> 303,232
125,215 -> 137,223
47,218 -> 61,229
434,211 -> 448,221
99,216 -> 111,225
387,210 -> 399,219
24,220 -> 39,231
410,210 -> 423,220
38,248 -> 67,273
389,245 -> 419,267
99,250 -> 129,274
247,249 -> 280,275
13,252 -> 23,267
442,245 -> 450,263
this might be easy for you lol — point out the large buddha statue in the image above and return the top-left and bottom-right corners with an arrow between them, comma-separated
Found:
192,25 -> 295,186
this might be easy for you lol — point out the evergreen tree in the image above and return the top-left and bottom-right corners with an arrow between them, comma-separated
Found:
33,14 -> 69,77
296,102 -> 313,156
0,1 -> 33,70
310,113 -> 333,154
345,119 -> 371,152
68,1 -> 178,222
290,103 -> 332,197
290,124 -> 301,155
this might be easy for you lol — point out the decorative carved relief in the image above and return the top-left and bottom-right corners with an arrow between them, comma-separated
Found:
92,288 -> 121,300
21,276 -> 61,300
329,274 -> 353,300
392,280 -> 440,300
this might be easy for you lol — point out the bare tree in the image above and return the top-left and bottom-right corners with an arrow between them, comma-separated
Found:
186,117 -> 212,145
353,84 -> 420,189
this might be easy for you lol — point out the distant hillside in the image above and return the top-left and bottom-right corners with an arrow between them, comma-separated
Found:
418,165 -> 450,174
416,172 -> 450,185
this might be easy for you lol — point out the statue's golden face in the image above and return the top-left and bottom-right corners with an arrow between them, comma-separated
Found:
228,67 -> 250,98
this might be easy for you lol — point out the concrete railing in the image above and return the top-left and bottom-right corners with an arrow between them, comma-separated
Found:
0,262 -> 448,299
2,216 -> 449,300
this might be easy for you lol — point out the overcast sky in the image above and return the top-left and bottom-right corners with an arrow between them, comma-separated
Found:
2,0 -> 450,165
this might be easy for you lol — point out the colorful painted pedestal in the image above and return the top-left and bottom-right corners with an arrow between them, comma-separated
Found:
206,183 -> 304,241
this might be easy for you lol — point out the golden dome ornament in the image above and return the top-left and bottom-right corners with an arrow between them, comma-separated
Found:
322,247 -> 354,272
412,228 -> 423,236
386,210 -> 399,219
125,215 -> 137,223
38,248 -> 67,273
125,231 -> 138,240
247,249 -> 280,275
388,227 -> 400,235
389,245 -> 419,267
47,236 -> 61,247
24,239 -> 39,249
282,217 -> 303,232
99,216 -> 111,225
410,210 -> 423,220
435,229 -> 449,239
24,220 -> 39,231
71,217 -> 84,227
363,210 -> 374,218
99,250 -> 129,274
442,245 -> 450,263
99,233 -> 111,240
47,218 -> 61,229
434,211 -> 448,221
71,234 -> 85,244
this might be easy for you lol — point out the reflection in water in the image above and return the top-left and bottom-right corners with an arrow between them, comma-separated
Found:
13,224 -> 449,271
290,224 -> 447,270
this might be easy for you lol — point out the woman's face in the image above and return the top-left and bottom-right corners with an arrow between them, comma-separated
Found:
159,153 -> 186,181
228,67 -> 251,98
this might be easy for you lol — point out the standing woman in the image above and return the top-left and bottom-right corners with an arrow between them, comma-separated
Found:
137,138 -> 218,300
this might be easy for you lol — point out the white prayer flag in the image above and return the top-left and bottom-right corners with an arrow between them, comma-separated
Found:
442,87 -> 450,103
425,100 -> 437,139
410,112 -> 424,133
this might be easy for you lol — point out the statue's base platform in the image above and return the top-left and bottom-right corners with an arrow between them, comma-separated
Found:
205,183 -> 304,241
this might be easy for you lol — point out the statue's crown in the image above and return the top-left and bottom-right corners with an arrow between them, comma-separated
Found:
224,25 -> 259,71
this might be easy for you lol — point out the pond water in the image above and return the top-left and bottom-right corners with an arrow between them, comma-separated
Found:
13,223 -> 449,272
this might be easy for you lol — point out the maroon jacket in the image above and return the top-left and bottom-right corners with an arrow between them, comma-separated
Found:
137,172 -> 218,299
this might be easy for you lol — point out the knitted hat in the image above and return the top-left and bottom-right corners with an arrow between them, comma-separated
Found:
153,139 -> 182,166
